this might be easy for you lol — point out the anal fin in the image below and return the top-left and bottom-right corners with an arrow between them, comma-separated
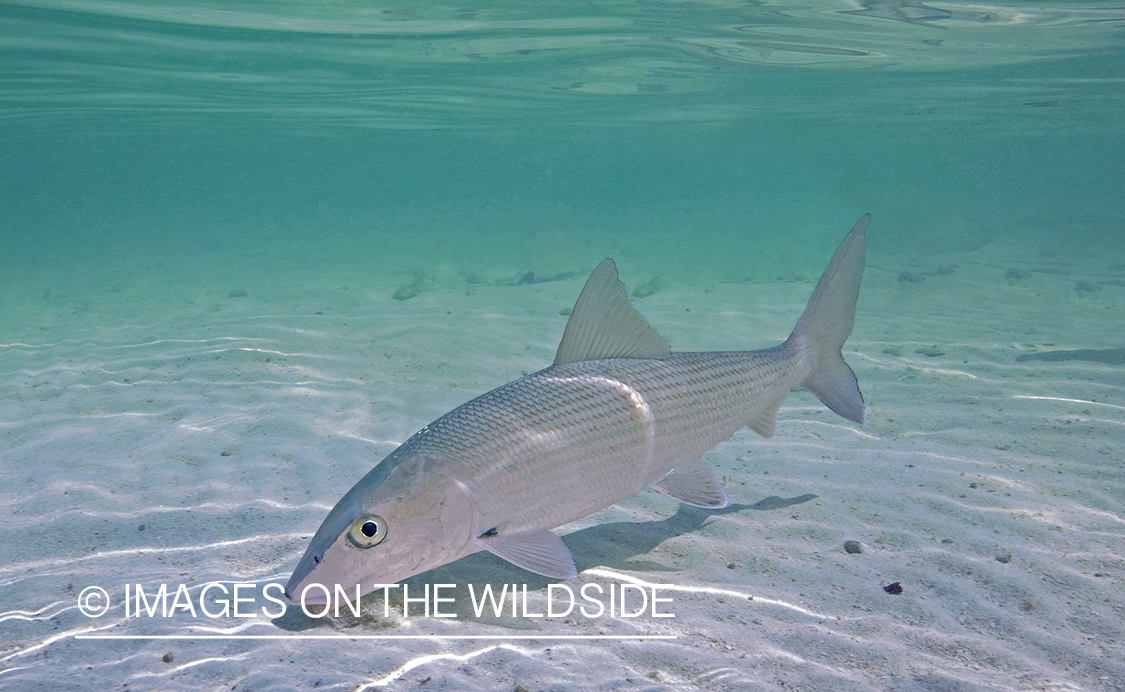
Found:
477,528 -> 578,579
653,459 -> 728,508
747,393 -> 787,438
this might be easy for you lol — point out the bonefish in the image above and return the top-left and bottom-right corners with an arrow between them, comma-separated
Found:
286,215 -> 869,605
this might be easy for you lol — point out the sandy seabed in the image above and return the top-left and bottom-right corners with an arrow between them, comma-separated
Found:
1,229 -> 1122,692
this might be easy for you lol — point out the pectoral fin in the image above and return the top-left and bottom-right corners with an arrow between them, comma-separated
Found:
477,528 -> 578,579
653,459 -> 728,508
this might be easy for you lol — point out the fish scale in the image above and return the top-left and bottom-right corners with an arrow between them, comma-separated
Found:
413,345 -> 811,536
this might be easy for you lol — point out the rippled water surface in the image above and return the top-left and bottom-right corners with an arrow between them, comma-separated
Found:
2,1 -> 1124,690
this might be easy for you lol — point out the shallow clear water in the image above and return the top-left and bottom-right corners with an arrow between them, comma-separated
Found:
2,2 -> 1124,690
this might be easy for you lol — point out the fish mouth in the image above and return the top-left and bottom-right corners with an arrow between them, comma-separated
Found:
283,574 -> 307,606
284,564 -> 325,606
284,583 -> 328,607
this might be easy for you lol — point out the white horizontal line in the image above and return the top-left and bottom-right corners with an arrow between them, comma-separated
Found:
75,634 -> 675,641
1012,395 -> 1125,411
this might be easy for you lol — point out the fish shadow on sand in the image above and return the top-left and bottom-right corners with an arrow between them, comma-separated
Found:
566,494 -> 818,574
273,493 -> 815,631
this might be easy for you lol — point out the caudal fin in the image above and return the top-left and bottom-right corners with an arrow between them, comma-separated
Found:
788,214 -> 868,424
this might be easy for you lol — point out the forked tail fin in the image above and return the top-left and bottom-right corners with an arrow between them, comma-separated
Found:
787,214 -> 868,424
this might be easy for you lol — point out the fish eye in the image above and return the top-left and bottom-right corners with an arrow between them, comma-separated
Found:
347,514 -> 388,548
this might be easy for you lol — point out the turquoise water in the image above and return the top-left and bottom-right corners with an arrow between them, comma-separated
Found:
3,2 -> 1125,691
4,0 -> 1123,299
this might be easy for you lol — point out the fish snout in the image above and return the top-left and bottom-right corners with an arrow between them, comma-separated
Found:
284,583 -> 329,607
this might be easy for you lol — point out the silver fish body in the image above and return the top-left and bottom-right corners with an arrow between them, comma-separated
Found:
286,216 -> 868,605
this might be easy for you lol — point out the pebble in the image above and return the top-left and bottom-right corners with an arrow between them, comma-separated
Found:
844,540 -> 864,554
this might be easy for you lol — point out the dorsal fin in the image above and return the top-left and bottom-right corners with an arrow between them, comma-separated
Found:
554,259 -> 671,365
